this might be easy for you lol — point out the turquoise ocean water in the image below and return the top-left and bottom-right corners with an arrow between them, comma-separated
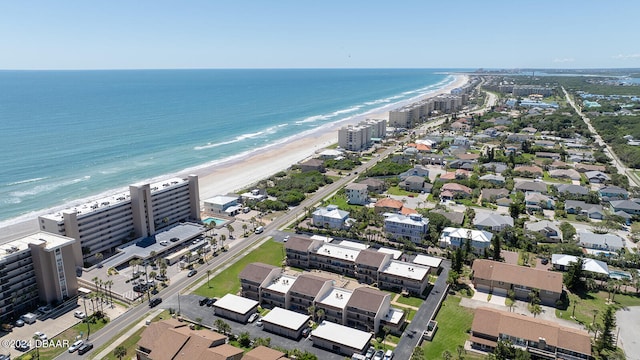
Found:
0,69 -> 458,224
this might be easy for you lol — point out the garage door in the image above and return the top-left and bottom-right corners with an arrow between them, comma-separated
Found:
492,288 -> 508,297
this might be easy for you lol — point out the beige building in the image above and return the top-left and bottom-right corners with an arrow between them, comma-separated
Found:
38,175 -> 200,267
0,232 -> 77,322
338,124 -> 372,151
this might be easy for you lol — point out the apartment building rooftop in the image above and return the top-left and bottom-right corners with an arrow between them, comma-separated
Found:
289,274 -> 331,297
347,287 -> 388,313
239,262 -> 280,285
316,287 -> 353,309
41,177 -> 188,221
264,274 -> 298,294
380,260 -> 429,281
1,232 -> 75,261
315,243 -> 359,262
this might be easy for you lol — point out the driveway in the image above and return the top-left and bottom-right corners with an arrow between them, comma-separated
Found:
616,306 -> 640,360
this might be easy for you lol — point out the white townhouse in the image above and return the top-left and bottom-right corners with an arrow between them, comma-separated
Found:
439,227 -> 493,254
384,213 -> 430,243
344,183 -> 369,205
312,205 -> 351,229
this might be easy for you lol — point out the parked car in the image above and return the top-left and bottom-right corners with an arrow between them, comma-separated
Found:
255,318 -> 263,326
68,339 -> 84,353
206,297 -> 218,306
37,306 -> 52,314
383,350 -> 394,360
14,319 -> 24,327
365,347 -> 376,360
74,311 -> 86,319
302,327 -> 311,338
149,297 -> 162,307
283,235 -> 290,242
155,274 -> 168,281
187,269 -> 197,277
248,313 -> 260,323
1,323 -> 13,332
199,297 -> 210,306
159,240 -> 169,246
133,284 -> 148,293
15,340 -> 30,351
373,350 -> 385,360
34,331 -> 47,341
77,342 -> 93,355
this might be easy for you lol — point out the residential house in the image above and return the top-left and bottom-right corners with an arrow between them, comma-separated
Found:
473,213 -> 513,231
470,308 -> 592,359
244,346 -> 287,360
399,175 -> 427,192
298,158 -> 325,173
354,249 -> 391,285
525,192 -> 555,211
555,184 -> 589,196
345,183 -> 369,205
514,181 -> 547,194
480,188 -> 510,203
565,200 -> 604,219
384,213 -> 430,243
378,260 -> 431,296
610,199 -> 640,215
614,210 -> 633,225
578,232 -> 624,252
585,170 -> 610,184
551,254 -> 609,275
575,163 -> 606,173
525,220 -> 561,242
496,197 -> 513,207
536,152 -> 561,160
479,174 -> 505,186
548,169 -> 581,181
513,165 -> 544,178
429,209 -> 465,225
471,259 -> 563,306
357,178 -> 386,193
345,287 -> 392,333
599,185 -> 629,201
312,205 -> 350,229
481,162 -> 508,173
421,154 -> 445,165
374,198 -> 404,214
439,227 -> 493,254
288,274 -> 333,314
440,183 -> 472,198
239,263 -> 282,302
399,165 -> 430,179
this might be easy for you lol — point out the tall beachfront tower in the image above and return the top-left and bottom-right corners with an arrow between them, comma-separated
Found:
0,232 -> 78,322
38,175 -> 200,268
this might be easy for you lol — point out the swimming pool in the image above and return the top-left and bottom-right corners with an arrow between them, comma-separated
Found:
203,217 -> 227,226
609,270 -> 632,280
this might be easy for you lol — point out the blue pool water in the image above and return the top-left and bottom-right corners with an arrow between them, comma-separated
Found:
609,270 -> 631,280
203,217 -> 227,226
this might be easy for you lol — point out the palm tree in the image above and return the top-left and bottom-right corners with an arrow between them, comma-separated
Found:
33,334 -> 41,359
442,350 -> 453,360
207,269 -> 212,288
104,279 -> 114,307
382,325 -> 391,350
226,224 -> 235,239
307,305 -> 316,322
219,234 -> 226,251
242,223 -> 248,236
316,309 -> 325,323
94,252 -> 103,266
113,345 -> 127,360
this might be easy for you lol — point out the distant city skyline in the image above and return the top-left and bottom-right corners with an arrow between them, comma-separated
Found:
2,0 -> 639,70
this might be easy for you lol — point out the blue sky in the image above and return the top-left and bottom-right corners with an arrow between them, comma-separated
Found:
2,0 -> 639,70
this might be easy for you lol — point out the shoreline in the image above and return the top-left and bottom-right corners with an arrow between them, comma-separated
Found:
0,74 -> 469,242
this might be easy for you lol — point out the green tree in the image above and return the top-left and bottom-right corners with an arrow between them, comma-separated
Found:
595,305 -> 617,352
411,346 -> 424,360
238,331 -> 251,347
563,257 -> 584,291
491,232 -> 502,261
113,345 -> 127,360
442,350 -> 453,360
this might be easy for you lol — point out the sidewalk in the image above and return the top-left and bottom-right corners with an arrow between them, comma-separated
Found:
91,308 -> 164,360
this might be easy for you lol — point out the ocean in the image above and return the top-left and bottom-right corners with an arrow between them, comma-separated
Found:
0,68 -> 457,225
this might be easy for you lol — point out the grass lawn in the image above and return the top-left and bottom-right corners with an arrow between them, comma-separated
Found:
395,295 -> 424,308
324,192 -> 363,211
100,327 -> 145,360
421,296 -> 482,360
16,315 -> 110,360
556,290 -> 640,327
387,186 -> 417,197
193,240 -> 284,298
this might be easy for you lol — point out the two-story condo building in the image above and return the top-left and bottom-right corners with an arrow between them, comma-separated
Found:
288,274 -> 333,314
378,260 -> 430,296
239,262 -> 281,302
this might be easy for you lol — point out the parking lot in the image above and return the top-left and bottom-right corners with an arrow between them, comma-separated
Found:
161,294 -> 345,360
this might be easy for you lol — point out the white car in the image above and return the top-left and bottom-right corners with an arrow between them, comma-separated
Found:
283,235 -> 290,242
68,339 -> 84,353
248,313 -> 260,323
34,331 -> 47,341
74,311 -> 87,319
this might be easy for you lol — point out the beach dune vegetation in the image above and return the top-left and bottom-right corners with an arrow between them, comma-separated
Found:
265,171 -> 332,205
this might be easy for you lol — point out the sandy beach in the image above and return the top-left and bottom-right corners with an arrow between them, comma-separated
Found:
0,74 -> 469,243
194,74 -> 469,199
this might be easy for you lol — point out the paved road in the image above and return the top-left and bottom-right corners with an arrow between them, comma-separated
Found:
394,260 -> 450,360
562,87 -> 640,187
